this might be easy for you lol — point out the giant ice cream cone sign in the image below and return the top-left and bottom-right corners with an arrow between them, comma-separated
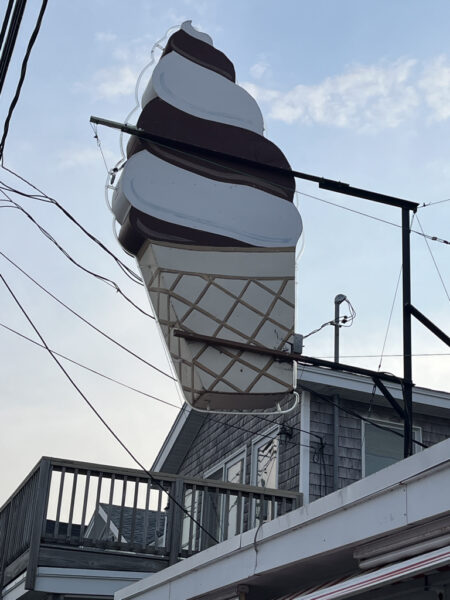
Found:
111,21 -> 303,411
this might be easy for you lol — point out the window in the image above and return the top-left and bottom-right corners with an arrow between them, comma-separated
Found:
251,427 -> 279,525
201,447 -> 246,547
251,427 -> 279,489
362,420 -> 422,477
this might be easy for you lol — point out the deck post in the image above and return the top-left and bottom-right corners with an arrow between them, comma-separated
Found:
25,458 -> 52,590
168,478 -> 185,566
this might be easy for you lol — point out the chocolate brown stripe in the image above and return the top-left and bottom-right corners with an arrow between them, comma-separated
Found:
118,207 -> 251,255
162,29 -> 235,82
127,99 -> 295,202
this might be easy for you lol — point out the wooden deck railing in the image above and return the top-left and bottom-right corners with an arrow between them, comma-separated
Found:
0,457 -> 302,591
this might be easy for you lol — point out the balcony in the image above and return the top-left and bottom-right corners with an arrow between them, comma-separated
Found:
0,457 -> 302,598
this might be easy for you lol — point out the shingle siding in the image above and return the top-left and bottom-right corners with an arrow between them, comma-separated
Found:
175,391 -> 450,505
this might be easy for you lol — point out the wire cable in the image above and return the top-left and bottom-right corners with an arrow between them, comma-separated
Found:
298,380 -> 428,449
0,0 -> 48,160
419,198 -> 450,209
1,164 -> 143,284
0,193 -> 152,318
0,318 -> 320,455
0,251 -> 176,381
97,122 -> 449,248
0,273 -> 219,544
416,214 -> 450,303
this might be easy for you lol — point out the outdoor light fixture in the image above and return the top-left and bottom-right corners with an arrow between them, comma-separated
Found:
279,424 -> 293,444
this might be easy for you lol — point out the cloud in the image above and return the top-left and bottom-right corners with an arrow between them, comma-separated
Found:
76,34 -> 156,100
419,55 -> 450,122
94,65 -> 140,98
250,61 -> 269,80
244,58 -> 420,132
95,32 -> 117,42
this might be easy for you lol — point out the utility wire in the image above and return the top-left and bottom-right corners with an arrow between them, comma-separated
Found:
1,164 -> 143,284
0,193 -> 153,318
0,251 -> 176,381
297,191 -> 450,247
97,125 -> 449,248
0,0 -> 48,159
0,0 -> 26,96
416,214 -> 450,303
0,273 -> 218,544
378,265 -> 402,372
297,381 -> 428,449
0,320 -> 178,409
419,198 -> 450,208
0,319 -> 321,454
1,249 -> 432,449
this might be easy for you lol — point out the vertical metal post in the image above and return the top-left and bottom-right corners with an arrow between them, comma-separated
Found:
333,296 -> 344,491
334,300 -> 340,364
402,208 -> 413,457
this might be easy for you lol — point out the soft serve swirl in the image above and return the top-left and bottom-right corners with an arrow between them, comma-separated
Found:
112,21 -> 302,254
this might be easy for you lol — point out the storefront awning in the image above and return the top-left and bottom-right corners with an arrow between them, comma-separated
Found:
284,544 -> 450,600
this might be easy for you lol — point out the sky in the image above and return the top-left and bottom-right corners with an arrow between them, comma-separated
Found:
0,0 -> 449,505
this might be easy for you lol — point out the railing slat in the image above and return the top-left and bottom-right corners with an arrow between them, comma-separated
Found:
142,479 -> 151,549
187,484 -> 196,553
54,467 -> 66,538
129,478 -> 139,545
105,474 -> 115,539
79,471 -> 91,542
66,469 -> 78,539
117,476 -> 128,543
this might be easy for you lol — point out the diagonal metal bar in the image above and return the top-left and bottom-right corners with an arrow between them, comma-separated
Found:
408,304 -> 450,347
90,116 -> 419,211
372,376 -> 405,419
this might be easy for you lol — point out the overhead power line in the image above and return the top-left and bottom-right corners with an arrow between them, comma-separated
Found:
0,0 -> 48,159
1,164 -> 143,284
93,119 -> 449,247
416,215 -> 450,303
297,190 -> 450,247
0,0 -> 26,95
0,192 -> 153,318
0,318 -> 323,454
0,273 -> 219,545
419,198 -> 450,208
0,251 -> 175,381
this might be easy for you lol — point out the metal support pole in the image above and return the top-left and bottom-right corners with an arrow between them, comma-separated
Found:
333,295 -> 345,490
334,301 -> 340,364
402,208 -> 413,457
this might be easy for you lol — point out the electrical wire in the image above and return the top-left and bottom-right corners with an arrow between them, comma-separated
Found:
0,193 -> 152,318
0,0 -> 48,160
297,381 -> 428,450
378,265 -> 402,372
0,251 -> 176,381
377,213 -> 415,372
419,198 -> 450,208
0,273 -> 219,545
0,318 -> 320,454
96,121 -> 449,248
0,320 -> 179,410
1,164 -> 143,284
416,214 -> 450,303
0,0 -> 26,96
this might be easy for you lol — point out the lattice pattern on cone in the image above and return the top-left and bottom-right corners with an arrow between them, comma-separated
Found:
139,242 -> 296,410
